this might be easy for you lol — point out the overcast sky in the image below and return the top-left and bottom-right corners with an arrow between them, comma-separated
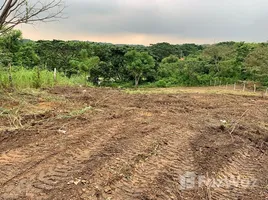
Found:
20,0 -> 268,45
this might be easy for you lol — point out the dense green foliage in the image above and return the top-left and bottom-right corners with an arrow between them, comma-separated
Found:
0,30 -> 268,89
125,50 -> 155,87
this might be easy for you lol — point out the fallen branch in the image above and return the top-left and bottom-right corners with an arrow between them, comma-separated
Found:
228,109 -> 250,141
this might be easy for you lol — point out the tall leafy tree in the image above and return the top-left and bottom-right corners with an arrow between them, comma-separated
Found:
125,50 -> 155,87
70,49 -> 100,84
0,29 -> 22,66
245,46 -> 268,84
235,42 -> 254,79
15,41 -> 39,67
202,44 -> 235,76
149,42 -> 180,62
158,55 -> 180,78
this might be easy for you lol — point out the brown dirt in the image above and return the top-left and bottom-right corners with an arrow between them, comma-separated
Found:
0,86 -> 267,200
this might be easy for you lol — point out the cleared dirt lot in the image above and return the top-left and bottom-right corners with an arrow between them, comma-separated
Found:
0,87 -> 267,200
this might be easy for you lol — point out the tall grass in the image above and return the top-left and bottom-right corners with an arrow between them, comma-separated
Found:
0,67 -> 89,90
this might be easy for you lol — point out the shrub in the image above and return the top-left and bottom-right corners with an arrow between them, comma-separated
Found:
156,80 -> 167,87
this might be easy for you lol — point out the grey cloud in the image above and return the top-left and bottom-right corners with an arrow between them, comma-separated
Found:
27,0 -> 268,43
67,0 -> 121,16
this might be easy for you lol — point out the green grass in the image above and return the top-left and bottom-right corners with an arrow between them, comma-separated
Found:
0,67 -> 90,90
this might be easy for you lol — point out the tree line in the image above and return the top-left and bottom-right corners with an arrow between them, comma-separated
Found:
0,30 -> 268,88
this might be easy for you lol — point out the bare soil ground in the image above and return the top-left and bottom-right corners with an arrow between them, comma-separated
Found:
0,86 -> 267,200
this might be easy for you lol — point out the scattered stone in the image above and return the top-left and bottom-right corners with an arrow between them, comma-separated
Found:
67,178 -> 83,185
58,129 -> 67,134
104,186 -> 112,194
220,119 -> 227,124
73,179 -> 81,185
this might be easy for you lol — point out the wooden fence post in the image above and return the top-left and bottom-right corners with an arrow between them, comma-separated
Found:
243,81 -> 246,92
254,84 -> 256,93
54,68 -> 57,82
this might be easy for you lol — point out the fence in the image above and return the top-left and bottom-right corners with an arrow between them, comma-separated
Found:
210,80 -> 268,97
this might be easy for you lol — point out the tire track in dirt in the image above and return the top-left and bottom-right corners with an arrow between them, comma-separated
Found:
0,149 -> 27,183
185,98 -> 268,200
47,108 -> 197,200
208,145 -> 268,200
104,129 -> 197,200
0,145 -> 60,184
75,126 -> 169,199
0,119 -> 123,199
72,97 -> 202,200
48,117 -> 166,198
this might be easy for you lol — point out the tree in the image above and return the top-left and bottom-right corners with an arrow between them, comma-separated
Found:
161,55 -> 180,64
0,0 -> 65,34
234,42 -> 254,80
0,29 -> 22,66
89,61 -> 113,84
69,49 -> 100,84
158,55 -> 180,78
124,50 -> 155,87
110,45 -> 129,81
179,43 -> 203,57
197,44 -> 238,79
245,46 -> 268,84
202,44 -> 235,73
15,41 -> 39,67
149,42 -> 180,62
0,29 -> 22,87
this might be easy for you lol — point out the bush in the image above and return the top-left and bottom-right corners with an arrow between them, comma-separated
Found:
156,80 -> 167,87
